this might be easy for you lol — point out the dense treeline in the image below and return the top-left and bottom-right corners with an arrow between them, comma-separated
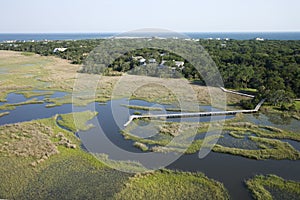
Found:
105,48 -> 189,79
0,40 -> 100,64
201,40 -> 300,94
200,40 -> 300,108
1,39 -> 300,103
78,39 -> 219,84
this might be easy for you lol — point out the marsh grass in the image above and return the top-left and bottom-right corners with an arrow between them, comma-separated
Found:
246,175 -> 300,200
114,169 -> 230,200
123,117 -> 300,160
262,104 -> 300,121
229,131 -> 246,139
93,153 -> 147,173
0,111 -> 9,118
56,111 -> 98,132
121,104 -> 163,111
0,51 -> 77,103
21,52 -> 35,56
19,153 -> 130,200
0,122 -> 58,160
0,112 -> 132,199
165,107 -> 205,112
133,142 -> 149,152
213,137 -> 300,160
1,51 -> 247,110
0,98 -> 44,111
15,90 -> 55,98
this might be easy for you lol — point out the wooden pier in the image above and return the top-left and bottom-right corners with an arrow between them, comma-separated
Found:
219,87 -> 255,98
124,99 -> 265,127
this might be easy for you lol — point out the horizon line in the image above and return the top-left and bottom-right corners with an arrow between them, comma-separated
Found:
1,30 -> 300,34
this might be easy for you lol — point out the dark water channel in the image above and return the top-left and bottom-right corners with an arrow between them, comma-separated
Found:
1,93 -> 300,200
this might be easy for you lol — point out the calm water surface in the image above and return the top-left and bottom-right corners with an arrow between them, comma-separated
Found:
0,93 -> 299,200
1,32 -> 300,42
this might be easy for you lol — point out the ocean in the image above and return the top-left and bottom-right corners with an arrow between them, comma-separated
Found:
0,32 -> 300,42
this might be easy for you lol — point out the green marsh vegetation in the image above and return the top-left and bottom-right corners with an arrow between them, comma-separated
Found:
165,107 -> 206,112
0,111 -> 9,117
93,153 -> 147,173
122,114 -> 300,160
133,141 -> 149,152
0,51 -> 77,104
0,111 -> 131,199
15,90 -> 55,98
114,169 -> 230,200
1,38 -> 300,113
1,38 -> 300,199
0,51 -> 246,109
56,111 -> 98,132
0,111 -> 233,199
246,175 -> 300,200
3,39 -> 299,100
121,104 -> 163,111
0,98 -> 44,111
20,52 -> 35,56
7,38 -> 296,109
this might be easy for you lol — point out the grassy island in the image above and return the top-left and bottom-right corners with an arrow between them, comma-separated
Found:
246,175 -> 300,200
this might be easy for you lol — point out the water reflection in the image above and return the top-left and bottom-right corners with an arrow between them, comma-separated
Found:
1,94 -> 300,200
244,112 -> 300,133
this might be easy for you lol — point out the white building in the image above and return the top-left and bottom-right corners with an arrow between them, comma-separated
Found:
53,48 -> 68,53
148,58 -> 157,63
139,58 -> 146,66
175,61 -> 184,67
255,38 -> 265,41
161,60 -> 184,68
132,56 -> 144,61
139,58 -> 146,63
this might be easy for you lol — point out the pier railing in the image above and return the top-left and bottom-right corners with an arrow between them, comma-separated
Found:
124,98 -> 266,127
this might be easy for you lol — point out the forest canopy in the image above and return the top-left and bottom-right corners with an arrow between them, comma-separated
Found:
1,38 -> 300,100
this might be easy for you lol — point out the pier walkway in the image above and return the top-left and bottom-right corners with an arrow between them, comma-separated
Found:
219,87 -> 255,98
124,99 -> 265,127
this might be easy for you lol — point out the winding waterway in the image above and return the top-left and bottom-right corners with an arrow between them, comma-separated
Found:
0,92 -> 300,200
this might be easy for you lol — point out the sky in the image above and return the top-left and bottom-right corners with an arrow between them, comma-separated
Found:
0,0 -> 299,33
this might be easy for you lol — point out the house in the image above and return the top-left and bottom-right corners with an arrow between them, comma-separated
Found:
255,38 -> 264,41
53,48 -> 68,53
132,56 -> 144,61
171,67 -> 176,73
131,56 -> 147,65
139,58 -> 146,66
4,40 -> 16,43
174,61 -> 184,67
148,58 -> 157,63
161,60 -> 184,68
158,60 -> 167,69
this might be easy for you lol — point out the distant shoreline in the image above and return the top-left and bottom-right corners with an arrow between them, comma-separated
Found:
1,32 -> 300,42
